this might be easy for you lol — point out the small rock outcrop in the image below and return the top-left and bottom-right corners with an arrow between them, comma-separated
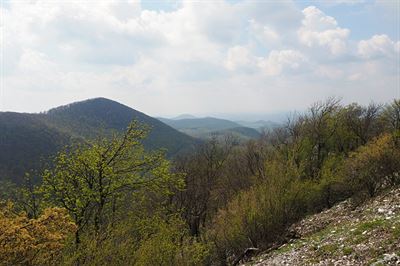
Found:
246,188 -> 400,265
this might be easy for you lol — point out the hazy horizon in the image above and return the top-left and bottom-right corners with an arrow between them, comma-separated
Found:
1,0 -> 399,116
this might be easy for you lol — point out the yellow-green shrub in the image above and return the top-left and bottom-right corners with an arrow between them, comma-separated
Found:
343,133 -> 400,197
61,214 -> 209,266
207,159 -> 320,263
0,202 -> 75,265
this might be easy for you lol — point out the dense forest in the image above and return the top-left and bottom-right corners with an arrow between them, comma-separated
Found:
0,98 -> 198,184
0,98 -> 399,265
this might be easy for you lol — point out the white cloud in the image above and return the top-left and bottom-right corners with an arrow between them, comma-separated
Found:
298,6 -> 350,55
1,1 -> 398,115
249,19 -> 280,44
258,50 -> 307,76
358,34 -> 399,59
224,46 -> 256,71
315,65 -> 344,80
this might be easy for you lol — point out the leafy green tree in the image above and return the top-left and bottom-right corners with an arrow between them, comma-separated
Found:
0,173 -> 43,219
42,121 -> 181,246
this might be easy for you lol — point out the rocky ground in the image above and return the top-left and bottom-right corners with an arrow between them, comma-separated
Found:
244,188 -> 400,265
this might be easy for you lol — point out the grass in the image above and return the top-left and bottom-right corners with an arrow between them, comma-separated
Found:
274,241 -> 303,254
352,219 -> 385,236
391,223 -> 400,238
317,243 -> 338,256
343,246 -> 354,256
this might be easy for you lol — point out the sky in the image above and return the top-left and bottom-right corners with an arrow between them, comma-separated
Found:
1,0 -> 399,118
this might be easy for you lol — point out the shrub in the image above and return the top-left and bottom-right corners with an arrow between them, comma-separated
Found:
343,133 -> 400,198
207,159 -> 320,264
62,214 -> 209,266
0,203 -> 75,265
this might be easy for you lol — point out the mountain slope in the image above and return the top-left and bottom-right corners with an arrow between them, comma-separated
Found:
172,114 -> 197,120
159,117 -> 242,131
158,117 -> 261,139
246,188 -> 400,265
235,120 -> 281,131
0,98 -> 198,183
44,98 -> 198,154
0,112 -> 72,183
213,127 -> 261,140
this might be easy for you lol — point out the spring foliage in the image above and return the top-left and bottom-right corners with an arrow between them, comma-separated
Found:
0,203 -> 75,265
1,99 -> 399,265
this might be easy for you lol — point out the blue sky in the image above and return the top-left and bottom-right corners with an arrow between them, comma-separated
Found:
1,0 -> 399,118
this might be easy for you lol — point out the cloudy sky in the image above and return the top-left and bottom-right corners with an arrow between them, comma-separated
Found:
1,0 -> 399,118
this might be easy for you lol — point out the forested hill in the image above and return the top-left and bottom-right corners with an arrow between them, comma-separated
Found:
158,116 -> 263,139
44,98 -> 198,153
159,117 -> 242,130
0,98 -> 198,184
0,112 -> 72,183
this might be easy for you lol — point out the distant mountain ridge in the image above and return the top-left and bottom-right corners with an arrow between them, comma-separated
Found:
213,127 -> 261,140
159,117 -> 242,131
235,120 -> 281,130
171,114 -> 197,120
157,116 -> 278,139
0,98 -> 198,184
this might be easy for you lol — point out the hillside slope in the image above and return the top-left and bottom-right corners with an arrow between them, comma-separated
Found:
213,127 -> 261,140
158,117 -> 261,139
158,117 -> 241,131
246,188 -> 400,265
0,112 -> 72,183
235,120 -> 281,131
0,98 -> 198,183
44,98 -> 198,155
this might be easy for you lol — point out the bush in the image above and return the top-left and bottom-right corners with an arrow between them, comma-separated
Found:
0,203 -> 75,265
318,154 -> 350,208
207,159 -> 321,264
343,133 -> 400,198
62,214 -> 210,266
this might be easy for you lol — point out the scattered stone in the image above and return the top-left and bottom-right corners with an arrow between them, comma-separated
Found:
243,188 -> 400,266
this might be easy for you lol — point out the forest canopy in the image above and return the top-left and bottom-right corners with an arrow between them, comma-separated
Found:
1,98 -> 399,265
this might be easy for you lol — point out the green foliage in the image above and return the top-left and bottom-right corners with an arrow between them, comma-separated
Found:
204,99 -> 400,264
0,112 -> 72,184
134,215 -> 209,266
207,158 -> 320,263
0,173 -> 43,218
61,214 -> 209,266
318,154 -> 349,208
45,97 -> 198,156
36,120 -> 205,265
0,98 -> 198,184
343,133 -> 400,198
42,121 -> 183,246
2,98 -> 400,265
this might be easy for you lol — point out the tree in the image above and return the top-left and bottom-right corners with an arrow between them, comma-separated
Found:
42,121 -> 180,246
0,202 -> 75,265
381,99 -> 400,132
341,103 -> 382,146
173,135 -> 235,236
344,133 -> 400,197
0,173 -> 42,219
